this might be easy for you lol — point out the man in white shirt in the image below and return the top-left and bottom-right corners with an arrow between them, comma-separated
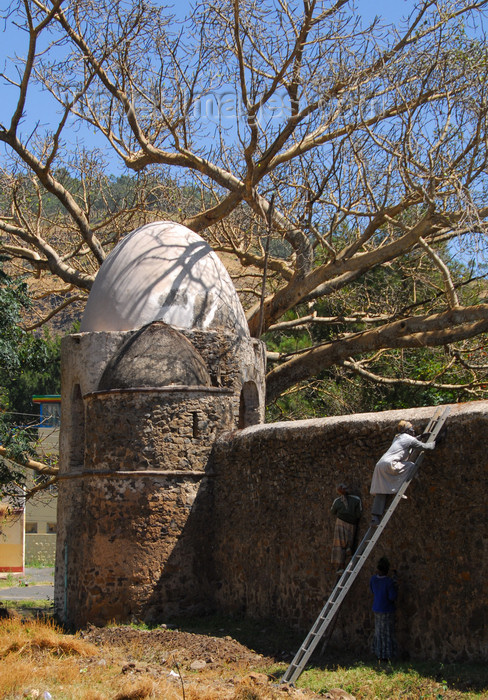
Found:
370,420 -> 435,525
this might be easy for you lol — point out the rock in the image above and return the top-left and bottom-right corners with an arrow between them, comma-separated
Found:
322,689 -> 356,700
190,659 -> 207,670
121,662 -> 136,673
247,672 -> 269,684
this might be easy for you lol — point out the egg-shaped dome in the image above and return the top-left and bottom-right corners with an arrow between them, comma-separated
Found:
80,221 -> 249,336
98,322 -> 211,390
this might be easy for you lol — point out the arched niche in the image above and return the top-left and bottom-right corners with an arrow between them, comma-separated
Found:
68,383 -> 85,471
238,381 -> 261,428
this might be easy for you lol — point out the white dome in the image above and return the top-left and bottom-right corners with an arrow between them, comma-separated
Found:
80,221 -> 249,336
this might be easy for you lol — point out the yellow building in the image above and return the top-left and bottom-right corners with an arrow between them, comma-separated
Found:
24,396 -> 60,566
0,397 -> 59,571
0,503 -> 24,572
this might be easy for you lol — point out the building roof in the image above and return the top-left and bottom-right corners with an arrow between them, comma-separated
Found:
32,395 -> 61,403
80,221 -> 249,337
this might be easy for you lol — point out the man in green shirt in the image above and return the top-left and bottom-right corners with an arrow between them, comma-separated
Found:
330,483 -> 362,574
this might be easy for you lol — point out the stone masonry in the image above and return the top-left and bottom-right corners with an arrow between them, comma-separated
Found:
53,222 -> 487,662
206,401 -> 488,662
54,323 -> 265,628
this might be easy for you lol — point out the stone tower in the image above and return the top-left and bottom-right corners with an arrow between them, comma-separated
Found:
54,221 -> 266,627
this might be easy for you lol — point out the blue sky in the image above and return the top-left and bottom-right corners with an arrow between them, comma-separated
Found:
0,0 -> 421,164
0,1 -> 483,269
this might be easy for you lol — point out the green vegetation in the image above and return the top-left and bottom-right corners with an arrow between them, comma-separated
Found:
291,659 -> 488,699
0,260 -> 60,414
0,259 -> 61,501
266,248 -> 488,420
2,599 -> 52,612
0,574 -> 20,590
24,556 -> 55,568
166,614 -> 488,698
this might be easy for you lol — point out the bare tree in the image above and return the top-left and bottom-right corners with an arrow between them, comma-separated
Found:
1,0 -> 488,404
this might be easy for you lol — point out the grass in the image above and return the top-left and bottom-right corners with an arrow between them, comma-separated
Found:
170,614 -> 488,700
4,599 -> 52,609
24,558 -> 55,568
285,659 -> 488,699
0,613 -> 487,699
0,574 -> 22,590
2,600 -> 53,618
0,616 -> 209,700
0,568 -> 54,589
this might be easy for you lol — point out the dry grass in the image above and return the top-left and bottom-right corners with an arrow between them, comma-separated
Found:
112,680 -> 157,700
2,615 -> 487,699
0,616 -> 97,658
0,617 -> 297,700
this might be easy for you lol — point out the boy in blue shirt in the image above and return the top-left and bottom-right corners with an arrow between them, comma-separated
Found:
370,556 -> 398,661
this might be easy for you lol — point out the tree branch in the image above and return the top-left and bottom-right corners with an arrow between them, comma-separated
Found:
266,305 -> 488,401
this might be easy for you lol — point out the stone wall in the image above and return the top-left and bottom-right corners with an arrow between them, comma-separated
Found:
55,386 -> 233,628
55,333 -> 488,662
180,329 -> 267,425
60,472 -> 211,627
206,402 -> 488,662
84,387 -> 234,472
25,534 -> 56,566
55,324 -> 266,627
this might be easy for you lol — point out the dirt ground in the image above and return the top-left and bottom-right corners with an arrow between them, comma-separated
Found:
79,624 -> 350,699
81,624 -> 271,667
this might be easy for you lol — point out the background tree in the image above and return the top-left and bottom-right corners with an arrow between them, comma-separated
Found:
266,248 -> 488,419
0,259 -> 60,503
1,0 -> 488,407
